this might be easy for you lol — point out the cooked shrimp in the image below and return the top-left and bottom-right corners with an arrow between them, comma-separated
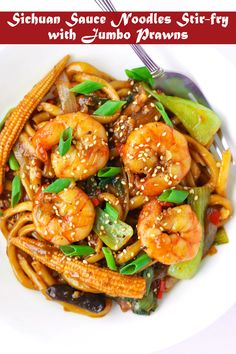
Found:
122,122 -> 191,196
32,185 -> 95,245
32,112 -> 109,180
137,200 -> 202,264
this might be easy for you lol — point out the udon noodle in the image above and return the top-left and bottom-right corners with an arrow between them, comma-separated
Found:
0,55 -> 232,317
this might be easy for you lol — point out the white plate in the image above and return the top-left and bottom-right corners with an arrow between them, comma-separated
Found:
0,45 -> 235,354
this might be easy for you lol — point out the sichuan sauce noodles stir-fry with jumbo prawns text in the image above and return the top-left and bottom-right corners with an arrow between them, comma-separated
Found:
0,55 -> 233,317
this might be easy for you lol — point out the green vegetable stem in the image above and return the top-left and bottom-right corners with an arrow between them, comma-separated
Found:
168,186 -> 211,279
132,267 -> 157,315
93,207 -> 133,250
143,83 -> 221,146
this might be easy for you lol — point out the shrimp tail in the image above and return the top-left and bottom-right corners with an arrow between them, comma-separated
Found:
11,236 -> 146,299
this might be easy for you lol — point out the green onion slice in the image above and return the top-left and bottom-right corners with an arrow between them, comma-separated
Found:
0,211 -> 4,216
125,67 -> 155,87
43,178 -> 72,194
8,152 -> 20,171
60,245 -> 95,257
11,175 -> 22,207
93,100 -> 126,116
155,102 -> 173,127
70,80 -> 104,94
215,227 -> 229,245
158,189 -> 189,204
59,127 -> 73,156
97,166 -> 121,178
102,247 -> 117,271
120,254 -> 152,275
104,202 -> 118,221
142,82 -> 160,100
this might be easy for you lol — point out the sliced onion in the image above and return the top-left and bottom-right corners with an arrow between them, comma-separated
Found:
56,72 -> 78,114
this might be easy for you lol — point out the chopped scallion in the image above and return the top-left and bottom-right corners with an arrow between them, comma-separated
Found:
11,175 -> 22,207
102,247 -> 117,271
93,100 -> 126,116
60,245 -> 95,257
104,202 -> 118,221
158,189 -> 189,204
59,127 -> 73,156
125,67 -> 154,87
155,102 -> 173,127
43,178 -> 72,194
70,80 -> 104,94
120,254 -> 152,275
8,152 -> 20,171
97,166 -> 121,178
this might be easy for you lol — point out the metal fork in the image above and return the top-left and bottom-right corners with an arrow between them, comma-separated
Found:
95,0 -> 232,161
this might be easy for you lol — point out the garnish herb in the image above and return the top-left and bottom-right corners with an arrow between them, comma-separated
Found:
70,80 -> 104,94
97,166 -> 121,178
104,202 -> 119,221
8,152 -> 20,171
93,100 -> 126,116
59,127 -> 73,156
158,189 -> 189,204
102,247 -> 117,271
43,178 -> 72,193
120,254 -> 152,275
11,175 -> 22,207
60,245 -> 95,257
125,67 -> 154,87
155,102 -> 173,127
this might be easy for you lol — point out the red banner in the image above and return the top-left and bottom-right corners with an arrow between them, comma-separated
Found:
0,11 -> 235,44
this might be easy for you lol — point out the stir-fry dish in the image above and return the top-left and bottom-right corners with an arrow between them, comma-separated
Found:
0,55 -> 233,317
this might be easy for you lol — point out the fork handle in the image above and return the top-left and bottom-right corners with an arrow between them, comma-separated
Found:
94,0 -> 165,77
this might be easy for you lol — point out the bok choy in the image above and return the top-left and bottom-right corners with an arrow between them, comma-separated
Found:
168,186 -> 211,279
143,83 -> 221,146
93,207 -> 133,250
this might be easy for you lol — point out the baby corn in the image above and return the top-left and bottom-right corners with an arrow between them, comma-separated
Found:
0,55 -> 70,193
11,236 -> 146,299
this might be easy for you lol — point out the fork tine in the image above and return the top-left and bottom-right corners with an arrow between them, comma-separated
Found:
213,131 -> 235,164
104,0 -> 116,11
95,0 -> 116,11
210,142 -> 222,161
94,0 -> 109,11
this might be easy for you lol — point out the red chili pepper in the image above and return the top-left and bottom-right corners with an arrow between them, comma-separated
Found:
158,201 -> 174,208
157,279 -> 166,300
91,197 -> 100,207
207,208 -> 221,226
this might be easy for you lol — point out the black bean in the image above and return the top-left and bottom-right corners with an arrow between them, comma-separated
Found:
46,284 -> 106,313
